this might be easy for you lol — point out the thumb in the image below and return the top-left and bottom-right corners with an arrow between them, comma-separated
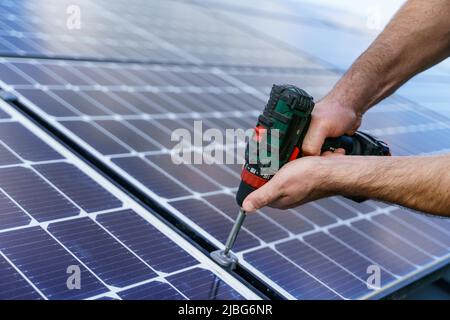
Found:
302,119 -> 329,156
322,148 -> 346,157
242,180 -> 282,213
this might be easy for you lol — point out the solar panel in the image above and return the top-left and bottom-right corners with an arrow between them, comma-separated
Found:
0,99 -> 259,300
0,0 -> 321,68
0,0 -> 449,301
2,55 -> 449,300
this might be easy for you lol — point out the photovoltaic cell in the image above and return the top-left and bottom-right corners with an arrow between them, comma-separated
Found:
389,209 -> 450,247
166,268 -> 244,300
113,156 -> 191,199
84,91 -> 138,115
0,190 -> 31,230
0,0 -> 449,300
15,89 -> 78,117
244,247 -> 340,300
0,255 -> 42,300
0,122 -> 62,161
276,239 -> 370,299
117,281 -> 185,300
52,90 -> 111,116
61,121 -> 130,155
95,120 -> 160,152
303,232 -> 396,286
205,194 -> 289,243
328,225 -> 416,276
0,64 -> 33,85
313,198 -> 357,220
34,162 -> 122,213
0,166 -> 80,222
371,214 -> 448,258
0,142 -> 21,165
147,154 -> 222,193
48,217 -> 157,287
0,108 -> 9,119
258,207 -> 314,235
170,199 -> 260,251
0,226 -> 108,299
0,101 -> 257,300
97,210 -> 198,273
292,203 -> 338,227
351,219 -> 432,267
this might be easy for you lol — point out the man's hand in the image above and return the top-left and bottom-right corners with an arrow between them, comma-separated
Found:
242,155 -> 450,217
242,155 -> 340,212
302,96 -> 362,156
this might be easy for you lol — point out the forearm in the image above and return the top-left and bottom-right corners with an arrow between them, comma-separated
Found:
325,0 -> 450,114
325,155 -> 450,216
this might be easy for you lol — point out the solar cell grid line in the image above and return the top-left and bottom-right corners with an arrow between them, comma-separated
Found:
3,57 -> 450,299
204,193 -> 289,243
389,209 -> 450,247
0,189 -> 31,231
371,214 -> 448,258
275,239 -> 372,299
0,99 -> 260,300
243,247 -> 341,300
0,0 -> 200,64
351,219 -> 433,267
6,3 -> 316,69
104,0 -> 316,67
0,253 -> 43,300
47,217 -> 159,288
302,232 -> 396,286
117,280 -> 185,300
407,209 -> 450,232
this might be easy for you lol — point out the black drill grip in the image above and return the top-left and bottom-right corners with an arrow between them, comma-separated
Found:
322,136 -> 354,155
236,180 -> 255,208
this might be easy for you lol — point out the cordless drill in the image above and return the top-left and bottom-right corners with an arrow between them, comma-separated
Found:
210,84 -> 390,269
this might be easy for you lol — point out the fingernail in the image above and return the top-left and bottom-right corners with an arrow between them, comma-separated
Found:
244,201 -> 255,212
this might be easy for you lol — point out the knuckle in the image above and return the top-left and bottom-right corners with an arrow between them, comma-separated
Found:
255,190 -> 270,207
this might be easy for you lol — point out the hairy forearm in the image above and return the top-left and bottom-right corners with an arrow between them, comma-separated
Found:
325,0 -> 450,114
323,155 -> 450,216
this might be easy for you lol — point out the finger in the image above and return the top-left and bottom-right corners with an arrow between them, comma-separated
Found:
302,119 -> 329,156
322,148 -> 346,157
242,179 -> 283,213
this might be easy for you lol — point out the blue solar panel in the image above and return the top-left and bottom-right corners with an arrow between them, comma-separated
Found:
0,226 -> 108,299
15,89 -> 78,117
328,225 -> 416,276
0,0 -> 449,300
0,101 -> 258,300
97,210 -> 198,273
0,122 -> 62,161
0,166 -> 80,222
113,156 -> 191,198
276,239 -> 371,299
62,121 -> 130,155
48,217 -> 158,287
166,268 -> 244,300
2,55 -> 449,300
0,255 -> 42,300
117,280 -> 185,300
303,232 -> 396,286
35,162 -> 123,213
244,247 -> 340,300
0,142 -> 21,165
0,190 -> 31,230
205,194 -> 289,243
